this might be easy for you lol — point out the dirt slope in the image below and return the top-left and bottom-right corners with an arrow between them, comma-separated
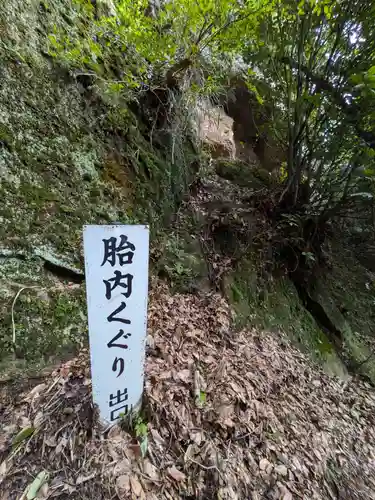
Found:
1,281 -> 375,500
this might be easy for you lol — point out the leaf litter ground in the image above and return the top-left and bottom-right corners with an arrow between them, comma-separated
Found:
1,280 -> 375,499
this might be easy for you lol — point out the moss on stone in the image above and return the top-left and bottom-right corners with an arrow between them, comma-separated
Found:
215,159 -> 272,189
225,254 -> 347,378
0,0 -> 199,375
0,255 -> 86,364
154,231 -> 209,293
319,239 -> 375,381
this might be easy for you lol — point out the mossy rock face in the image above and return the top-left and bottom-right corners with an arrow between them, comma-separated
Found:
0,0 -> 200,375
214,159 -> 271,189
318,238 -> 375,382
0,0 -> 199,260
224,254 -> 348,379
0,256 -> 87,379
9,286 -> 86,361
305,279 -> 375,382
0,60 -> 136,263
225,243 -> 375,382
153,230 -> 210,293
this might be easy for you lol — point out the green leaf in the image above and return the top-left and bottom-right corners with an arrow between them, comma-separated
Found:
25,470 -> 49,500
350,73 -> 362,84
323,5 -> 331,18
139,436 -> 148,458
199,391 -> 206,404
135,421 -> 147,437
349,192 -> 373,199
12,427 -> 35,448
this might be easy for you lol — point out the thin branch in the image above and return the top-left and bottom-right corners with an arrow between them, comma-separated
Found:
198,7 -> 262,53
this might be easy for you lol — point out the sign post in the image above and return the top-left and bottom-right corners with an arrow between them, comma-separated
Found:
83,225 -> 149,425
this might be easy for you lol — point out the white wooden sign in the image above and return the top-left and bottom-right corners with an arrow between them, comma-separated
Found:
83,225 -> 149,425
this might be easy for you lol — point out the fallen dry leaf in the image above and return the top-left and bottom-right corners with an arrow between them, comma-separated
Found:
129,441 -> 142,459
130,475 -> 144,497
43,437 -> 56,448
76,473 -> 96,485
167,466 -> 186,482
279,486 -> 293,500
189,430 -> 204,445
55,436 -> 68,455
259,458 -> 271,471
114,458 -> 131,477
116,475 -> 130,494
150,428 -> 164,450
107,424 -> 122,439
2,278 -> 375,500
143,460 -> 159,482
33,412 -> 44,429
177,369 -> 191,383
0,460 -> 7,479
38,482 -> 49,498
28,384 -> 47,398
275,465 -> 288,477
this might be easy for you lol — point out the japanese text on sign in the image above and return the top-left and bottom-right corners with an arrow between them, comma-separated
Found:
83,225 -> 149,425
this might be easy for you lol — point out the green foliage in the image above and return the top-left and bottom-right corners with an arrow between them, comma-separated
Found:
46,0 -> 271,99
12,426 -> 35,448
134,414 -> 148,457
196,390 -> 206,407
12,0 -> 375,228
24,471 -> 49,500
243,0 -> 375,220
120,412 -> 149,457
154,232 -> 204,290
43,0 -> 375,234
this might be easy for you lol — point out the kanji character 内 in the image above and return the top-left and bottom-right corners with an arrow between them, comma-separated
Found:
103,271 -> 133,300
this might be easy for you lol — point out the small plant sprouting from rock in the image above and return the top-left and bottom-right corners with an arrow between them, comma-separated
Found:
120,411 -> 149,458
